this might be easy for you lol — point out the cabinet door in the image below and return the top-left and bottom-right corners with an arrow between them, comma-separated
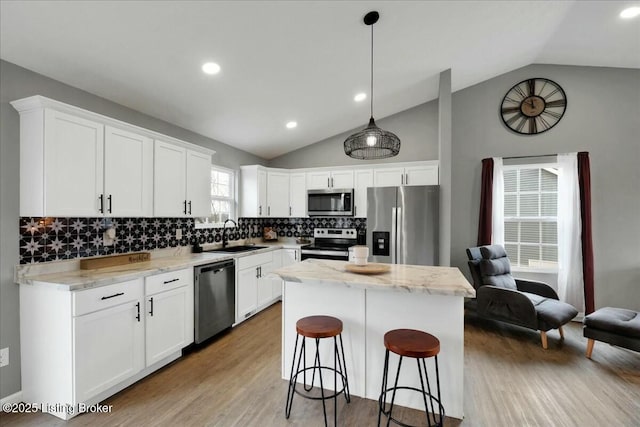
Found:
267,172 -> 290,217
186,150 -> 212,217
271,251 -> 284,299
104,126 -> 153,217
44,109 -> 104,216
73,300 -> 143,402
237,267 -> 258,321
289,173 -> 307,217
258,169 -> 268,217
154,140 -> 187,216
354,169 -> 373,218
331,170 -> 354,189
306,171 -> 331,190
404,165 -> 439,186
282,248 -> 299,265
146,286 -> 189,366
257,261 -> 274,307
373,167 -> 404,187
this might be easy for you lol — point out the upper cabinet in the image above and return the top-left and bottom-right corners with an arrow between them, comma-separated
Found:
11,96 -> 214,218
354,169 -> 373,218
154,141 -> 212,217
306,169 -> 354,190
289,173 -> 306,217
240,166 -> 291,218
104,126 -> 153,217
373,162 -> 439,187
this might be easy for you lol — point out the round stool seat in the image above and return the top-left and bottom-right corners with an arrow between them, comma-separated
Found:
384,329 -> 440,358
296,315 -> 343,338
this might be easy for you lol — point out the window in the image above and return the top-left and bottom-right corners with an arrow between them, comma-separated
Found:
503,164 -> 558,270
195,166 -> 236,228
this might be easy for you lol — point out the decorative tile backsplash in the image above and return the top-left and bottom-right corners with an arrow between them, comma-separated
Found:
19,216 -> 366,264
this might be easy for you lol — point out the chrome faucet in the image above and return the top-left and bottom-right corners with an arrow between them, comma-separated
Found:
222,219 -> 237,249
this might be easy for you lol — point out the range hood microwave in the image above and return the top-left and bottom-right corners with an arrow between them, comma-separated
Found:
307,188 -> 354,217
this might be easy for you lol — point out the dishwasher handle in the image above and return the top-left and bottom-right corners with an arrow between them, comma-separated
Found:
197,260 -> 235,274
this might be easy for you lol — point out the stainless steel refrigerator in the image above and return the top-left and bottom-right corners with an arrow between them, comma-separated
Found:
366,185 -> 439,266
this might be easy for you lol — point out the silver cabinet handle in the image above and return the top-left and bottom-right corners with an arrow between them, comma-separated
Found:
135,302 -> 140,322
99,194 -> 104,213
331,177 -> 334,187
405,173 -> 408,185
354,206 -> 357,217
289,206 -> 292,216
259,205 -> 262,215
327,177 -> 330,188
149,297 -> 154,316
268,206 -> 271,216
400,174 -> 404,185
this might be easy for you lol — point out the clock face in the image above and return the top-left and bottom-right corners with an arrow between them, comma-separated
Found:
500,78 -> 567,135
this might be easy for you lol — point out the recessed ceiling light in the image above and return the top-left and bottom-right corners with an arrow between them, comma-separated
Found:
202,62 -> 221,75
620,6 -> 640,18
286,121 -> 297,129
354,93 -> 367,102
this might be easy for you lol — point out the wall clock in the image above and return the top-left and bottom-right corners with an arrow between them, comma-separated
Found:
500,78 -> 567,135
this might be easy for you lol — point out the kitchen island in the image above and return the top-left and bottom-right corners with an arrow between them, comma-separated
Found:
272,259 -> 475,420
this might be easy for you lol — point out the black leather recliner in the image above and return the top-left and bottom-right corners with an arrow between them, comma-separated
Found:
465,245 -> 578,349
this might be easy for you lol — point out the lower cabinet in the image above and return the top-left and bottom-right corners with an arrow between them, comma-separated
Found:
19,269 -> 194,420
236,248 -> 300,324
144,268 -> 193,366
73,290 -> 144,403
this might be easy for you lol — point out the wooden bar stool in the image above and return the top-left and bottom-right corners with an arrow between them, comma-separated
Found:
378,329 -> 445,427
285,315 -> 350,426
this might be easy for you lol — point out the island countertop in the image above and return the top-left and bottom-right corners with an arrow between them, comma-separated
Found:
272,259 -> 475,298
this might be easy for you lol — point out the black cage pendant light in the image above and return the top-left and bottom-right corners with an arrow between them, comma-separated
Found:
344,11 -> 400,160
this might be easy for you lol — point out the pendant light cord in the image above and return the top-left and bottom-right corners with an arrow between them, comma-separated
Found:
370,22 -> 374,119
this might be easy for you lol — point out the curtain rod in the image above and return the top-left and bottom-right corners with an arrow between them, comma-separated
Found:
502,153 -> 557,160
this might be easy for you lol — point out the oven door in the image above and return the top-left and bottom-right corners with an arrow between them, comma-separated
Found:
307,189 -> 354,216
301,250 -> 349,261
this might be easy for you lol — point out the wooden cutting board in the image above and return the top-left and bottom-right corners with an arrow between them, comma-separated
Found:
80,252 -> 151,270
345,263 -> 391,275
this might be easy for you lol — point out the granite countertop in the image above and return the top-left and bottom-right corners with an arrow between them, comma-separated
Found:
16,241 -> 306,291
271,259 -> 476,298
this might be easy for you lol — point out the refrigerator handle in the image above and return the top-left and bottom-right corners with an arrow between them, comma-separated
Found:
391,207 -> 397,264
397,207 -> 403,264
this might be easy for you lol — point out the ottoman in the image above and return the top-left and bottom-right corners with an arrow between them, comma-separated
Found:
583,307 -> 640,358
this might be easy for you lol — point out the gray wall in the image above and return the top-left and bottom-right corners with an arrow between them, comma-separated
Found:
451,64 -> 640,312
268,99 -> 439,168
0,60 -> 266,399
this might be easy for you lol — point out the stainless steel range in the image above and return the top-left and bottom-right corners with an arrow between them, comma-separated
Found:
300,228 -> 358,261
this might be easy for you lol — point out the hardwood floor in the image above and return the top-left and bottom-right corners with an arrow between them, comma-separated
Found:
2,303 -> 639,426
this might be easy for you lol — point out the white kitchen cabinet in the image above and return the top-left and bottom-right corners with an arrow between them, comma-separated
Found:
20,278 -> 146,419
104,126 -> 153,217
186,150 -> 213,217
289,172 -> 307,217
282,248 -> 300,265
154,140 -> 211,217
354,169 -> 373,217
306,169 -> 354,190
373,163 -> 439,187
241,166 -> 296,218
145,268 -> 193,366
236,251 -> 276,322
257,260 -> 275,307
273,248 -> 300,299
73,298 -> 144,403
237,266 -> 259,321
267,171 -> 290,217
240,166 -> 269,217
12,96 -> 212,218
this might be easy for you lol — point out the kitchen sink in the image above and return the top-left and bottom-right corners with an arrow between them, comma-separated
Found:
209,245 -> 267,253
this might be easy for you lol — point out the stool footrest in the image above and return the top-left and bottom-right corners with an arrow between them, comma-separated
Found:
378,386 -> 444,427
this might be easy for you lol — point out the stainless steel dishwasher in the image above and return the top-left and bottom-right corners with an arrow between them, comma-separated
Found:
194,259 -> 235,344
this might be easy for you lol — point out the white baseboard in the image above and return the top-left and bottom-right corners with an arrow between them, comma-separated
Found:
0,390 -> 23,409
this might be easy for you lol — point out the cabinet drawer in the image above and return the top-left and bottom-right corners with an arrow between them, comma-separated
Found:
73,279 -> 143,317
237,252 -> 273,270
145,268 -> 191,296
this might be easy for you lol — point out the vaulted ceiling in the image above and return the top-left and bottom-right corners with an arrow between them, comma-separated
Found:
1,1 -> 638,159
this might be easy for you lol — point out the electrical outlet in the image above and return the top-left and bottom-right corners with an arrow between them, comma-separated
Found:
0,347 -> 8,367
176,228 -> 183,239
